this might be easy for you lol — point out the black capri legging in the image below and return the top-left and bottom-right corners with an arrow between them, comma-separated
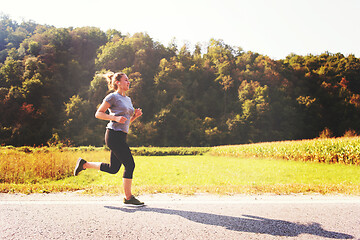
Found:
100,129 -> 135,179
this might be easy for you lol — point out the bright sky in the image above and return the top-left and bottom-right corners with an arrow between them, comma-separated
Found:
1,0 -> 359,60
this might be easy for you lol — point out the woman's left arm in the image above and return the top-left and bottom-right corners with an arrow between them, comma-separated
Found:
130,108 -> 143,123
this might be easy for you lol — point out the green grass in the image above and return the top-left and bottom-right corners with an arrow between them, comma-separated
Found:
1,141 -> 360,195
49,155 -> 360,195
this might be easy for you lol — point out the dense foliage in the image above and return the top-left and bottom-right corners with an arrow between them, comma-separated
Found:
1,15 -> 360,147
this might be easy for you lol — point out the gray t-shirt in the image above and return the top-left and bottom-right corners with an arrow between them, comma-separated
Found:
104,92 -> 134,133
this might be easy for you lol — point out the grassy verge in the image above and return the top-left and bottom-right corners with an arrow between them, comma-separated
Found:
2,155 -> 359,195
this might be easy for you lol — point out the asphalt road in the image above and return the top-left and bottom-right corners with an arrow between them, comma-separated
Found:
1,193 -> 360,240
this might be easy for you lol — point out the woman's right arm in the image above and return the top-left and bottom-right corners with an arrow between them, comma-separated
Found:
95,101 -> 127,124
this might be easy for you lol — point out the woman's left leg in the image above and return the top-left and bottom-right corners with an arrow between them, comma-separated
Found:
115,141 -> 135,200
123,178 -> 132,200
105,130 -> 136,199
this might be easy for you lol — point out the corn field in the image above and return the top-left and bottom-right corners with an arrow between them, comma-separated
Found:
211,137 -> 360,165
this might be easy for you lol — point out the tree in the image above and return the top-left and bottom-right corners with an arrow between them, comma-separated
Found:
0,58 -> 23,87
2,16 -> 360,147
61,95 -> 103,146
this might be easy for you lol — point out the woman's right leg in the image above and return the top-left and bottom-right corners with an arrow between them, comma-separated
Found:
81,130 -> 122,173
77,152 -> 120,174
83,162 -> 101,170
99,151 -> 121,174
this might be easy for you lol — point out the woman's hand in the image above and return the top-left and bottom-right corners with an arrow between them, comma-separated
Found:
114,116 -> 128,124
134,108 -> 143,118
130,108 -> 143,123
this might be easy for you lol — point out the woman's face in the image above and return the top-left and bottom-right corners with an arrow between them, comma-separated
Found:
117,74 -> 130,92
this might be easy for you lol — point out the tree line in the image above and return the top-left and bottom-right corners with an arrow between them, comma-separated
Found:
1,15 -> 360,147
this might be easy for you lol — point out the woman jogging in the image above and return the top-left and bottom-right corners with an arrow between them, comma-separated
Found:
74,72 -> 144,206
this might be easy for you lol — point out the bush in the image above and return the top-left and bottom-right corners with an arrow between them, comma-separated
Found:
343,129 -> 358,137
318,128 -> 333,138
130,147 -> 211,156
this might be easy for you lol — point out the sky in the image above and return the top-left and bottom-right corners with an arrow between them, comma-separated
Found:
1,0 -> 359,60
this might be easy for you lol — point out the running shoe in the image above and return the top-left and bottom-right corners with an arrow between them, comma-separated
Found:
74,158 -> 87,176
123,195 -> 145,206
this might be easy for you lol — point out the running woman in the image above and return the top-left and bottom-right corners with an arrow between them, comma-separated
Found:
74,72 -> 144,206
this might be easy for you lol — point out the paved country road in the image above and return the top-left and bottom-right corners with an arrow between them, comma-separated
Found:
1,193 -> 360,240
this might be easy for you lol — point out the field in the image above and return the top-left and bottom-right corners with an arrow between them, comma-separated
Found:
210,137 -> 360,165
1,137 -> 360,195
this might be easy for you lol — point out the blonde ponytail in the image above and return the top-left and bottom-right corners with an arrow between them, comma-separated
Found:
102,71 -> 126,91
102,72 -> 115,91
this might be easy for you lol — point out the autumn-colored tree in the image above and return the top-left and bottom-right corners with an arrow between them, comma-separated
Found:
2,17 -> 360,147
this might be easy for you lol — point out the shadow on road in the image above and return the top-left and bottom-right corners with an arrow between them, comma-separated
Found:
104,206 -> 353,239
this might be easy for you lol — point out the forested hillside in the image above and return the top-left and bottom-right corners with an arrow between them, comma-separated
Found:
1,15 -> 360,147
